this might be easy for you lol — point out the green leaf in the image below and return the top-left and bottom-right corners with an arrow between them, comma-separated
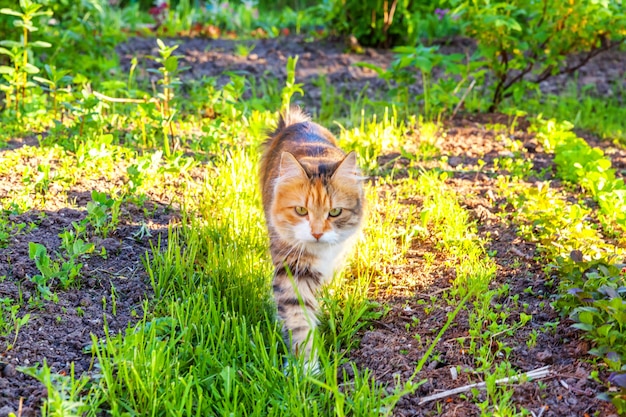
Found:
0,47 -> 14,57
597,324 -> 613,338
33,76 -> 53,85
30,40 -> 51,49
220,366 -> 236,397
577,309 -> 597,325
28,242 -> 46,260
412,56 -> 434,72
164,56 -> 179,73
0,8 -> 24,17
0,40 -> 21,48
571,322 -> 594,332
0,66 -> 14,74
24,63 -> 39,74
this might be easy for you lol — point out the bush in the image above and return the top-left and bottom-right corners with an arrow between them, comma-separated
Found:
324,0 -> 456,48
453,0 -> 626,110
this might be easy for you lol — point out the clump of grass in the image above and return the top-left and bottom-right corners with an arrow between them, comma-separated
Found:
82,128 -> 394,416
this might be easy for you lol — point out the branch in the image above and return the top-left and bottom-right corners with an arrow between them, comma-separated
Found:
92,90 -> 158,104
534,38 -> 624,84
383,0 -> 398,32
499,8 -> 570,94
451,79 -> 476,119
418,366 -> 552,405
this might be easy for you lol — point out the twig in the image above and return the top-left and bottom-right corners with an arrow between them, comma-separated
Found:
451,79 -> 476,120
92,90 -> 158,104
418,366 -> 551,405
415,286 -> 451,299
531,405 -> 549,417
509,246 -> 532,259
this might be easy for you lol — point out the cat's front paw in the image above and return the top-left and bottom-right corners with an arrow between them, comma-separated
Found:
282,355 -> 321,377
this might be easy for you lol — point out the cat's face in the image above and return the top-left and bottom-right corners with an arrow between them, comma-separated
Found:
269,152 -> 364,247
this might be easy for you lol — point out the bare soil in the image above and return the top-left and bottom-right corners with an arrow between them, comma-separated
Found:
1,35 -> 625,416
350,113 -> 621,417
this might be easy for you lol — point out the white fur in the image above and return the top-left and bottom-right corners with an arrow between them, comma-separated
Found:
310,244 -> 341,283
292,221 -> 340,244
289,220 -> 361,284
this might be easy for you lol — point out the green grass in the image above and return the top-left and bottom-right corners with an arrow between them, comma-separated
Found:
1,1 -> 626,414
73,118 -> 481,416
0,99 -> 505,414
512,92 -> 626,145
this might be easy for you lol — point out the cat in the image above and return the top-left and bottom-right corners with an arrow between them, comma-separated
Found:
259,107 -> 365,370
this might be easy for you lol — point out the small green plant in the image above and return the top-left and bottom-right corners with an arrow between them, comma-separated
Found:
0,297 -> 30,350
280,55 -> 303,113
23,162 -> 53,194
526,329 -> 538,349
28,242 -> 59,300
59,229 -> 95,261
19,361 -> 91,416
110,283 -> 118,317
33,65 -> 73,121
28,234 -> 93,296
148,39 -> 187,156
0,0 -> 52,115
85,190 -> 122,238
557,257 -> 626,372
234,42 -> 256,57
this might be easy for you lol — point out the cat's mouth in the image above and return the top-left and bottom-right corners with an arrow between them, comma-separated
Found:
300,234 -> 341,246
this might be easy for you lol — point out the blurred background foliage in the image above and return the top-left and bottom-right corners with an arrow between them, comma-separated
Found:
0,0 -> 624,114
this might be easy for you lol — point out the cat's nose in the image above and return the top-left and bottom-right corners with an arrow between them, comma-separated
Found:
312,232 -> 323,240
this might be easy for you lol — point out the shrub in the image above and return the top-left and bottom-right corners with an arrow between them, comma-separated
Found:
324,0 -> 457,48
452,0 -> 626,110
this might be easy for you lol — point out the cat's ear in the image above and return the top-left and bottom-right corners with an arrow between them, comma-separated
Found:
332,151 -> 362,182
279,152 -> 308,181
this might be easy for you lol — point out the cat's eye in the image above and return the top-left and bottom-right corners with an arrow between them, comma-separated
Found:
295,206 -> 308,216
329,208 -> 342,217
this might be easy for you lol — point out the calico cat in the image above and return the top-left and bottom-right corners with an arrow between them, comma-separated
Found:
260,107 -> 365,369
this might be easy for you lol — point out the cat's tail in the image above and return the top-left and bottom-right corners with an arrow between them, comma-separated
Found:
275,106 -> 310,133
260,106 -> 313,193
261,106 -> 310,154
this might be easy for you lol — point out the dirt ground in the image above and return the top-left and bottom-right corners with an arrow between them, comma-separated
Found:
1,35 -> 625,416
115,35 -> 626,114
350,112 -> 620,417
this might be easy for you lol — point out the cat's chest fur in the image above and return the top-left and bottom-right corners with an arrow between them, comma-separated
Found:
305,235 -> 357,284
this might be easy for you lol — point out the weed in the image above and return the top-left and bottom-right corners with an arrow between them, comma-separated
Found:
0,297 -> 29,351
0,0 -> 52,116
148,39 -> 187,156
526,330 -> 538,349
280,55 -> 303,113
110,283 -> 118,317
20,361 -> 91,416
28,231 -> 94,297
85,191 -> 121,238
557,258 -> 626,371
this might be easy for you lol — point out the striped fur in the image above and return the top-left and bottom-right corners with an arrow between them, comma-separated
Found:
260,107 -> 365,366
